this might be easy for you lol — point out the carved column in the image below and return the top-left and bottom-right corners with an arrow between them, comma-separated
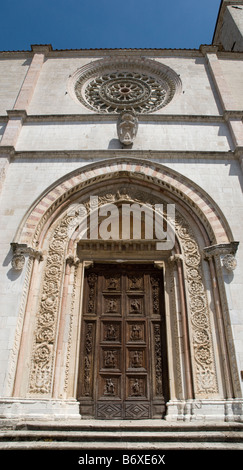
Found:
13,256 -> 43,397
27,212 -> 77,396
53,255 -> 80,398
176,216 -> 219,398
204,241 -> 241,398
171,254 -> 194,399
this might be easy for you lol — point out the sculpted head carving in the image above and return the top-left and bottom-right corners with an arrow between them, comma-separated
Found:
222,254 -> 237,271
117,112 -> 138,146
11,254 -> 25,271
10,242 -> 43,271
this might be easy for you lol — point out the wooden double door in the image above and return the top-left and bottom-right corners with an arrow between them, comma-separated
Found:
78,264 -> 169,419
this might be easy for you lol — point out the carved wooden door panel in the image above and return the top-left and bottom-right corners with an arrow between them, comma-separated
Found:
77,264 -> 168,419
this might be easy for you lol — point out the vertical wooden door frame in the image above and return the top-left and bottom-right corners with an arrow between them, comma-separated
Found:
77,262 -> 169,419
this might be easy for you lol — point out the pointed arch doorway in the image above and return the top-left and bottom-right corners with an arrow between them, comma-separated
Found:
77,262 -> 169,419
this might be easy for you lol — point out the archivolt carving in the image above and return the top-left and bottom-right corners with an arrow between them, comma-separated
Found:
17,160 -> 232,250
176,216 -> 218,396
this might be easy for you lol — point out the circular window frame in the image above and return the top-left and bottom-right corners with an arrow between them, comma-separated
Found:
68,57 -> 182,114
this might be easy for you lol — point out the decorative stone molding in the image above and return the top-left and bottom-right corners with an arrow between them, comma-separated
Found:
0,398 -> 81,421
69,57 -> 182,114
117,112 -> 138,145
64,263 -> 78,394
11,242 -> 43,271
176,216 -> 218,397
166,398 -> 243,422
28,213 -> 78,395
15,159 -> 232,249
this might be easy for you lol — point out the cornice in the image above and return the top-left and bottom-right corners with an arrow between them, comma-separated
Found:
0,113 -> 229,123
6,149 -> 237,161
1,45 -> 243,61
0,47 -> 205,59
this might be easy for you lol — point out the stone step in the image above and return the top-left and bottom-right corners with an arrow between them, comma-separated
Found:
0,430 -> 243,443
0,420 -> 243,450
5,419 -> 243,432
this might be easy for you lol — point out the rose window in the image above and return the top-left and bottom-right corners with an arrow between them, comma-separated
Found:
99,77 -> 150,105
69,58 -> 182,114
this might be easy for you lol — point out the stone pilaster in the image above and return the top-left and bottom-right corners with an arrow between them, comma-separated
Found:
0,45 -> 52,194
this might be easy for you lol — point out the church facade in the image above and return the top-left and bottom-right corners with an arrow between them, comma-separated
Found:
0,0 -> 243,425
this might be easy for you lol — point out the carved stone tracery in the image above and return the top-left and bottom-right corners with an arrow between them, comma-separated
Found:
71,58 -> 182,114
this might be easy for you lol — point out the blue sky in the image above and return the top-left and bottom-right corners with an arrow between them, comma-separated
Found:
0,0 -> 221,51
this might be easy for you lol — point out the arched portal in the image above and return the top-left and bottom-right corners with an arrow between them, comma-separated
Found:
9,159 -> 241,422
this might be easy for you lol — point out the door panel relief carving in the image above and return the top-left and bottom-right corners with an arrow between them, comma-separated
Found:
77,265 -> 168,419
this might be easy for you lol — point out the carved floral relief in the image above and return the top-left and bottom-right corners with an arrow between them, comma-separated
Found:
28,215 -> 76,394
176,216 -> 218,396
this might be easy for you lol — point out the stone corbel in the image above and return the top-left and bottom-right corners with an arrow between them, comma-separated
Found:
11,242 -> 43,271
203,241 -> 239,272
66,254 -> 80,267
168,254 -> 183,264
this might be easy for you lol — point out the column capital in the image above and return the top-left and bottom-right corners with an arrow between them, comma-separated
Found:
204,241 -> 239,259
203,242 -> 239,271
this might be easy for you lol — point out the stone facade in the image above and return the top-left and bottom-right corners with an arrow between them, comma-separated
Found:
0,1 -> 243,423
